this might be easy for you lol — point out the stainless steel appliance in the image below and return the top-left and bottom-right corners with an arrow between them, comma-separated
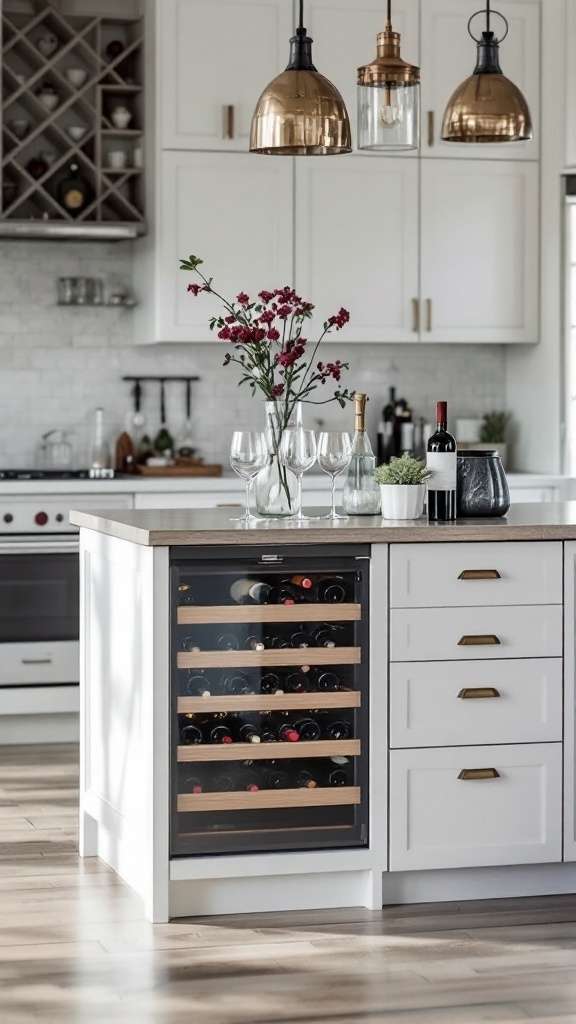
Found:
0,480 -> 132,741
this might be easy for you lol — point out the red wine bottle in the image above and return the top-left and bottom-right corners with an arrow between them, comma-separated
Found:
310,623 -> 342,648
179,716 -> 203,745
310,669 -> 342,692
426,400 -> 457,521
259,715 -> 277,742
262,764 -> 291,789
288,574 -> 313,592
235,768 -> 261,792
267,584 -> 299,605
284,670 -> 311,693
292,716 -> 321,741
183,769 -> 206,793
200,717 -> 233,744
321,713 -> 352,740
260,671 -> 284,695
270,715 -> 300,742
229,715 -> 262,745
313,576 -> 347,603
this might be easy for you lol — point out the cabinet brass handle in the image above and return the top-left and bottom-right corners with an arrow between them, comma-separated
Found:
21,658 -> 53,665
411,298 -> 420,332
426,298 -> 433,332
427,110 -> 434,147
216,503 -> 243,507
458,768 -> 500,781
458,634 -> 501,646
458,569 -> 502,580
458,687 -> 501,699
224,104 -> 235,139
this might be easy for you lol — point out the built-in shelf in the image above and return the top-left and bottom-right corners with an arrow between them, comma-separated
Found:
1,2 -> 146,239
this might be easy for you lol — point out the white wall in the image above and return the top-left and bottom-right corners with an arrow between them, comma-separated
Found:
0,239 -> 506,469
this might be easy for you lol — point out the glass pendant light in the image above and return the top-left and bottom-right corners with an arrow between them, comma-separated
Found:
441,1 -> 532,144
357,0 -> 420,152
250,0 -> 351,156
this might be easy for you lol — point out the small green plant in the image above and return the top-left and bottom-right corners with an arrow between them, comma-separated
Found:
480,411 -> 509,444
375,453 -> 430,486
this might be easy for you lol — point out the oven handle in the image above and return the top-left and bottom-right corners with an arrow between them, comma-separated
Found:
0,538 -> 79,555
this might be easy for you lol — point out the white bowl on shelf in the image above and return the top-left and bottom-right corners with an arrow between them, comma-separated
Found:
9,118 -> 30,139
66,125 -> 88,142
38,92 -> 60,112
66,68 -> 88,88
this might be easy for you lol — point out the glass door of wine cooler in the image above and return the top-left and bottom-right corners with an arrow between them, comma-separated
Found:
170,545 -> 370,857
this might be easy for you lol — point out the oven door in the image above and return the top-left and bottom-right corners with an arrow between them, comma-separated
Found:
0,537 -> 79,687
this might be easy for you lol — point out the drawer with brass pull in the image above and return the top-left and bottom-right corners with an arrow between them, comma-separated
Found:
390,605 -> 562,662
389,743 -> 562,871
389,658 -> 562,748
390,542 -> 562,608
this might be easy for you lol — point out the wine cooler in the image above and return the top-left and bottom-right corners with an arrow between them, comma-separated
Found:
170,545 -> 370,856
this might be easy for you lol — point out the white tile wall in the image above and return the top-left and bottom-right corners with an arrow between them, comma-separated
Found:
0,240 -> 506,469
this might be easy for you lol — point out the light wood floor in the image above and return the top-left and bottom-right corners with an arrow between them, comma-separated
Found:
2,746 -> 576,1024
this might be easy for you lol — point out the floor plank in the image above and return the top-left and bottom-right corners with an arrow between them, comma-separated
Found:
1,744 -> 576,1023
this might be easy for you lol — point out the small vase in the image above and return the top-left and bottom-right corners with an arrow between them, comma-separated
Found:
255,401 -> 301,517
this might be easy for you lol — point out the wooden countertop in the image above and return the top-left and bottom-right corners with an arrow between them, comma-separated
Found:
69,502 -> 576,546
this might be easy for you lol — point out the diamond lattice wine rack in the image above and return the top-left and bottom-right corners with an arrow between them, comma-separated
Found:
1,2 -> 145,238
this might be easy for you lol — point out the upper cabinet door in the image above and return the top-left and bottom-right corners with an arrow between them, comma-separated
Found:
295,156 -> 420,343
159,0 -> 293,150
157,152 -> 294,342
306,0 -> 420,153
420,160 -> 539,343
421,0 -> 540,160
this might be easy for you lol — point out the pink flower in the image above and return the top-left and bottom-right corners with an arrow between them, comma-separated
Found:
258,290 -> 274,304
258,310 -> 275,325
218,326 -> 231,340
328,307 -> 350,330
276,305 -> 292,321
267,328 -> 280,342
272,384 -> 284,397
237,292 -> 250,306
187,283 -> 201,295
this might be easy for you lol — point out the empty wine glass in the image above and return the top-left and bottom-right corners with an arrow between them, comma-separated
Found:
318,431 -> 353,520
229,431 -> 267,523
279,428 -> 318,523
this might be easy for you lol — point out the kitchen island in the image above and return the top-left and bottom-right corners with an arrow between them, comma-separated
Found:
70,504 -> 576,922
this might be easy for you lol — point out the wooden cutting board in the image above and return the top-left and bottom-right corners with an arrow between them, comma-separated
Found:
135,464 -> 223,477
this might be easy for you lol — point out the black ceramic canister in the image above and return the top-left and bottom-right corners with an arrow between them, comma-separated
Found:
456,450 -> 510,518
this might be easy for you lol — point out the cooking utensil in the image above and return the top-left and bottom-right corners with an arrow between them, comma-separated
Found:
176,378 -> 196,457
153,379 -> 174,456
125,378 -> 146,442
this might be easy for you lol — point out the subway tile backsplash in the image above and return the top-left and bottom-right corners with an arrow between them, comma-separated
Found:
0,240 -> 506,469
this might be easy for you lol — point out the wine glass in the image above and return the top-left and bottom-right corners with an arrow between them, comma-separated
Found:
318,431 -> 353,520
279,428 -> 318,523
229,431 -> 267,523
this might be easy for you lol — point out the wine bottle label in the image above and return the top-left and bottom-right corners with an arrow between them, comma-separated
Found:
426,452 -> 456,490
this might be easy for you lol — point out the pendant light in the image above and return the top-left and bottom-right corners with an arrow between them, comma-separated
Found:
357,0 -> 420,152
250,0 -> 351,156
441,2 -> 532,144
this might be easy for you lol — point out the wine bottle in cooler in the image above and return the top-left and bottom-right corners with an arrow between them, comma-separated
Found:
179,715 -> 203,745
262,764 -> 291,789
284,670 -> 311,693
200,716 -> 234,744
220,672 -> 255,696
260,671 -> 284,695
270,714 -> 300,742
426,401 -> 457,522
229,578 -> 271,604
313,576 -> 347,604
229,714 -> 262,745
291,716 -> 321,741
183,671 -> 214,698
342,393 -> 381,515
320,712 -> 352,740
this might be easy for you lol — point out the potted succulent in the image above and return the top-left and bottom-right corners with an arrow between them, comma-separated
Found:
375,454 -> 430,520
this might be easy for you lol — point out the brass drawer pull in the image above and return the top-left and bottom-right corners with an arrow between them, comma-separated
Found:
458,569 -> 502,581
224,104 -> 235,139
427,110 -> 434,147
411,297 -> 420,332
458,768 -> 500,781
458,634 -> 501,647
458,687 -> 501,699
425,298 -> 432,332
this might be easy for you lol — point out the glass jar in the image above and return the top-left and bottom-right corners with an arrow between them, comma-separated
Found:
254,401 -> 301,517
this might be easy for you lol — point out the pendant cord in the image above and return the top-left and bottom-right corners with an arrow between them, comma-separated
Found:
299,0 -> 304,31
486,0 -> 491,33
387,0 -> 392,30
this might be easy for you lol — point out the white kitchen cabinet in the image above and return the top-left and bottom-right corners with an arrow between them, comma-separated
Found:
158,0 -> 293,151
306,0 -> 419,152
420,160 -> 539,343
421,0 -> 540,160
389,743 -> 562,871
149,152 -> 294,343
295,156 -> 419,343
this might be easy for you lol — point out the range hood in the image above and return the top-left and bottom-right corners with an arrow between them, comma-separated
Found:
0,221 -> 145,240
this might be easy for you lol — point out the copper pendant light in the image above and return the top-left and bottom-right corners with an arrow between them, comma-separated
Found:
357,0 -> 420,151
250,0 -> 351,156
442,2 -> 532,144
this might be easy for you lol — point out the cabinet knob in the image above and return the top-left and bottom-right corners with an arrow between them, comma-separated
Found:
223,104 -> 235,140
458,768 -> 500,781
457,687 -> 501,699
458,569 -> 502,580
458,634 -> 501,646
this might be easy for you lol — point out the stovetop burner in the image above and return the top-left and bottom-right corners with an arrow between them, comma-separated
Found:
0,469 -> 118,480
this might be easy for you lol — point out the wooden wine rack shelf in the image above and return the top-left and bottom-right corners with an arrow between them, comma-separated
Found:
177,648 -> 361,670
177,786 -> 361,812
177,604 -> 361,625
177,692 -> 361,713
177,739 -> 361,762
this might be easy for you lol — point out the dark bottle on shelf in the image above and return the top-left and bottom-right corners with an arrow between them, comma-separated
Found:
216,631 -> 240,651
179,715 -> 203,745
200,717 -> 233,744
292,716 -> 321,741
229,715 -> 262,745
261,764 -> 291,789
183,672 -> 214,697
270,715 -> 300,742
310,623 -> 343,648
244,635 -> 265,652
259,715 -> 278,743
266,633 -> 291,650
211,769 -> 236,792
290,630 -> 313,649
287,574 -> 313,594
266,583 -> 299,605
313,576 -> 347,604
320,713 -> 352,740
181,635 -> 201,653
260,672 -> 284,695
235,768 -> 261,792
229,578 -> 272,604
295,766 -> 320,789
221,672 -> 255,696
310,669 -> 343,692
284,670 -> 312,693
426,400 -> 457,522
58,162 -> 90,216
177,583 -> 195,606
325,764 -> 349,787
182,769 -> 206,794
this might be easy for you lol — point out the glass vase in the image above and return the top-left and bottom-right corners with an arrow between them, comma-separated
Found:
255,401 -> 301,517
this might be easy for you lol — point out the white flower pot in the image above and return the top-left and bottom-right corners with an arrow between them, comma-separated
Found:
380,483 -> 426,520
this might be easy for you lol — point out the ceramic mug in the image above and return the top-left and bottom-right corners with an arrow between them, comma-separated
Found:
107,150 -> 127,169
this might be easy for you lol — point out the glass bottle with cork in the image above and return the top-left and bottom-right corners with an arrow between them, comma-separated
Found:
342,393 -> 381,515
